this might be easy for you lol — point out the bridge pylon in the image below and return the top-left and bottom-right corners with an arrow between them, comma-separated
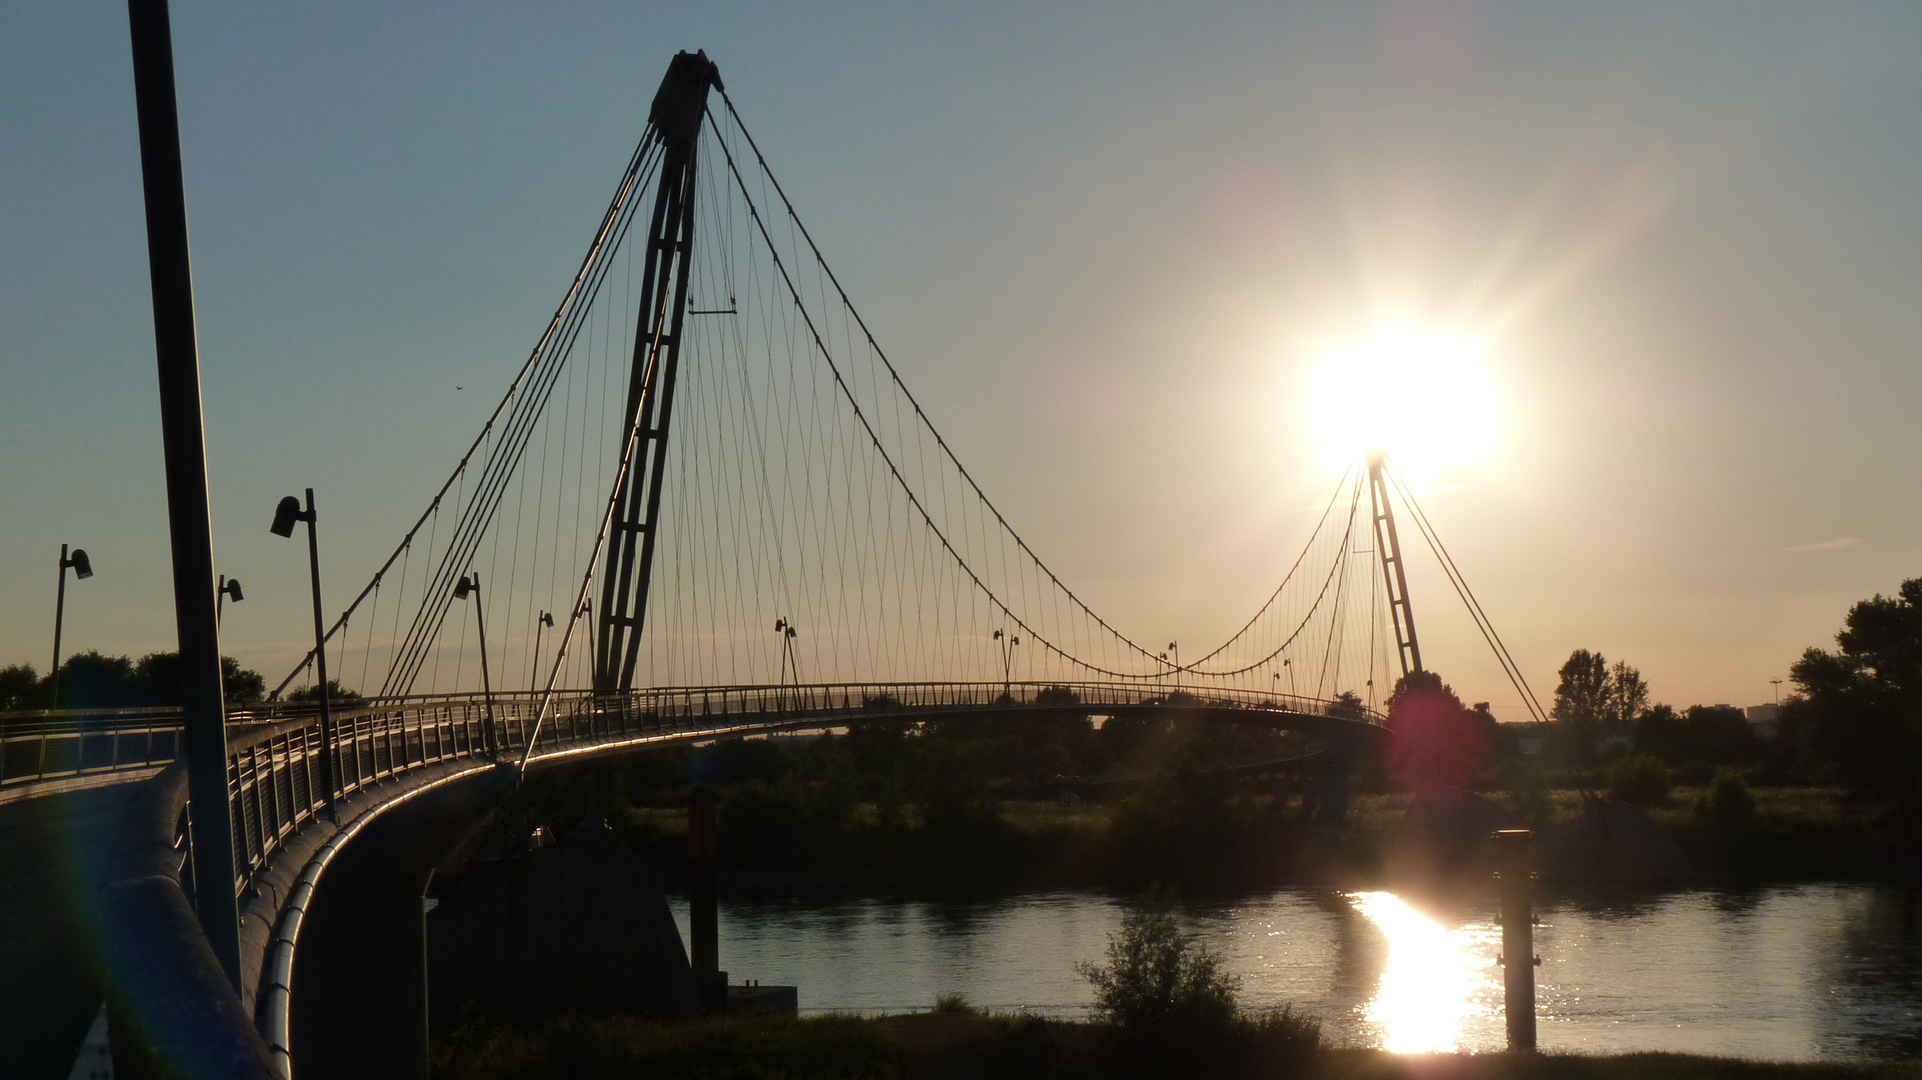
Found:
594,51 -> 722,693
1368,452 -> 1423,680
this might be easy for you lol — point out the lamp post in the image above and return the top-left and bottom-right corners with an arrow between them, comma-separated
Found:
1168,641 -> 1180,694
1284,657 -> 1296,699
272,490 -> 337,810
1771,678 -> 1783,705
50,544 -> 93,707
454,574 -> 498,758
216,574 -> 243,626
530,610 -> 554,692
773,618 -> 797,709
993,629 -> 1020,700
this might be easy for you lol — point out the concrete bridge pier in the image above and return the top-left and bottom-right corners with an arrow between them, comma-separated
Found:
288,767 -> 513,1080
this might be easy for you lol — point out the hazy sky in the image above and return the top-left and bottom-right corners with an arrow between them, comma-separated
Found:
5,2 -> 1919,718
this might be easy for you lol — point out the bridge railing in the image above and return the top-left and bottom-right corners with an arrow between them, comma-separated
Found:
1,707 -> 189,795
2,680 -> 1379,896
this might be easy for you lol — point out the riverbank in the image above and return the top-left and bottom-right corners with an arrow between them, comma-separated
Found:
431,1011 -> 1920,1080
604,783 -> 1917,898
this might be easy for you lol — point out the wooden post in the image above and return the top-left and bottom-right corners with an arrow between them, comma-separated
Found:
1494,829 -> 1538,1050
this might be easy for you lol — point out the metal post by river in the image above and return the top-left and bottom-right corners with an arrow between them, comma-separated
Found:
1495,829 -> 1538,1051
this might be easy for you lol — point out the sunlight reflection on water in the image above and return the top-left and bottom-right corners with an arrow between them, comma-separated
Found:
1346,891 -> 1502,1052
683,884 -> 1922,1060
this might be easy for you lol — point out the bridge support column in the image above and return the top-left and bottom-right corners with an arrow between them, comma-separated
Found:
288,768 -> 510,1080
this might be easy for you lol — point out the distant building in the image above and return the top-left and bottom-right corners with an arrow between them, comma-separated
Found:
1745,703 -> 1781,737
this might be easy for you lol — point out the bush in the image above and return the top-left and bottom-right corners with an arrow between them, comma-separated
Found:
1239,1004 -> 1322,1066
1703,768 -> 1757,827
933,991 -> 979,1015
1608,753 -> 1673,806
1075,892 -> 1238,1038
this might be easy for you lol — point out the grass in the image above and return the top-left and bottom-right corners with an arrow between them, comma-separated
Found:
432,1012 -> 1922,1080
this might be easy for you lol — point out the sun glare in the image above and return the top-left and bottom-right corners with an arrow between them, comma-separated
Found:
1305,321 -> 1500,485
1350,891 -> 1494,1053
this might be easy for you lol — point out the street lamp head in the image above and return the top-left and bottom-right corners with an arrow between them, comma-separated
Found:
270,495 -> 303,537
454,575 -> 476,600
68,548 -> 93,579
539,611 -> 554,628
993,629 -> 1003,640
221,577 -> 243,603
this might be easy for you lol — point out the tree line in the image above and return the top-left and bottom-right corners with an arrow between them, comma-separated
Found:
1382,574 -> 1922,808
0,650 -> 348,710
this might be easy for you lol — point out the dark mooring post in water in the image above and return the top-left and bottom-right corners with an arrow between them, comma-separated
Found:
688,791 -> 724,1013
1494,829 -> 1538,1050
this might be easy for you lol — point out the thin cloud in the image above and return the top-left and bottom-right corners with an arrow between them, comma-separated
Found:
1787,537 -> 1860,553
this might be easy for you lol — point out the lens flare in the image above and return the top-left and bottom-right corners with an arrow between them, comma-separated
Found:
1305,321 -> 1499,485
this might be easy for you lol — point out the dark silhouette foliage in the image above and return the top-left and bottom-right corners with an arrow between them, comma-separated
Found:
1606,753 -> 1673,806
1788,578 -> 1922,797
288,679 -> 366,707
1324,690 -> 1368,721
1076,891 -> 1238,1037
1635,704 -> 1756,780
1383,671 -> 1490,792
0,651 -> 269,709
0,664 -> 39,710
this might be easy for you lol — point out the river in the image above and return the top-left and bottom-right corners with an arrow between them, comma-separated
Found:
673,885 -> 1921,1061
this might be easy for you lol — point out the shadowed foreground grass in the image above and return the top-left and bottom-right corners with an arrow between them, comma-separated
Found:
431,1012 -> 1921,1080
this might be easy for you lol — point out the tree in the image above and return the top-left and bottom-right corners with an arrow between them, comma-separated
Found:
1324,691 -> 1368,722
0,664 -> 39,711
1635,704 -> 1755,774
1607,661 -> 1649,729
1384,670 -> 1486,792
289,680 -> 365,707
1552,650 -> 1655,771
1789,578 -> 1922,797
222,658 -> 266,704
1551,649 -> 1611,769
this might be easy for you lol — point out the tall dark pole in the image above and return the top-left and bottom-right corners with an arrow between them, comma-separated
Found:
303,490 -> 338,809
1495,829 -> 1538,1050
461,574 -> 498,758
52,544 -> 70,706
125,0 -> 241,988
688,791 -> 722,1012
475,578 -> 496,756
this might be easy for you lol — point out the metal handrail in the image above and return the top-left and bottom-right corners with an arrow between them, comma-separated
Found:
0,681 -> 1379,794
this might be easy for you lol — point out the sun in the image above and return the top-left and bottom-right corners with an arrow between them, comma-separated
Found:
1304,320 -> 1500,485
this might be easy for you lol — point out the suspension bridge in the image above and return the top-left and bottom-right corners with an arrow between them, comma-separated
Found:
2,48 -> 1546,1080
